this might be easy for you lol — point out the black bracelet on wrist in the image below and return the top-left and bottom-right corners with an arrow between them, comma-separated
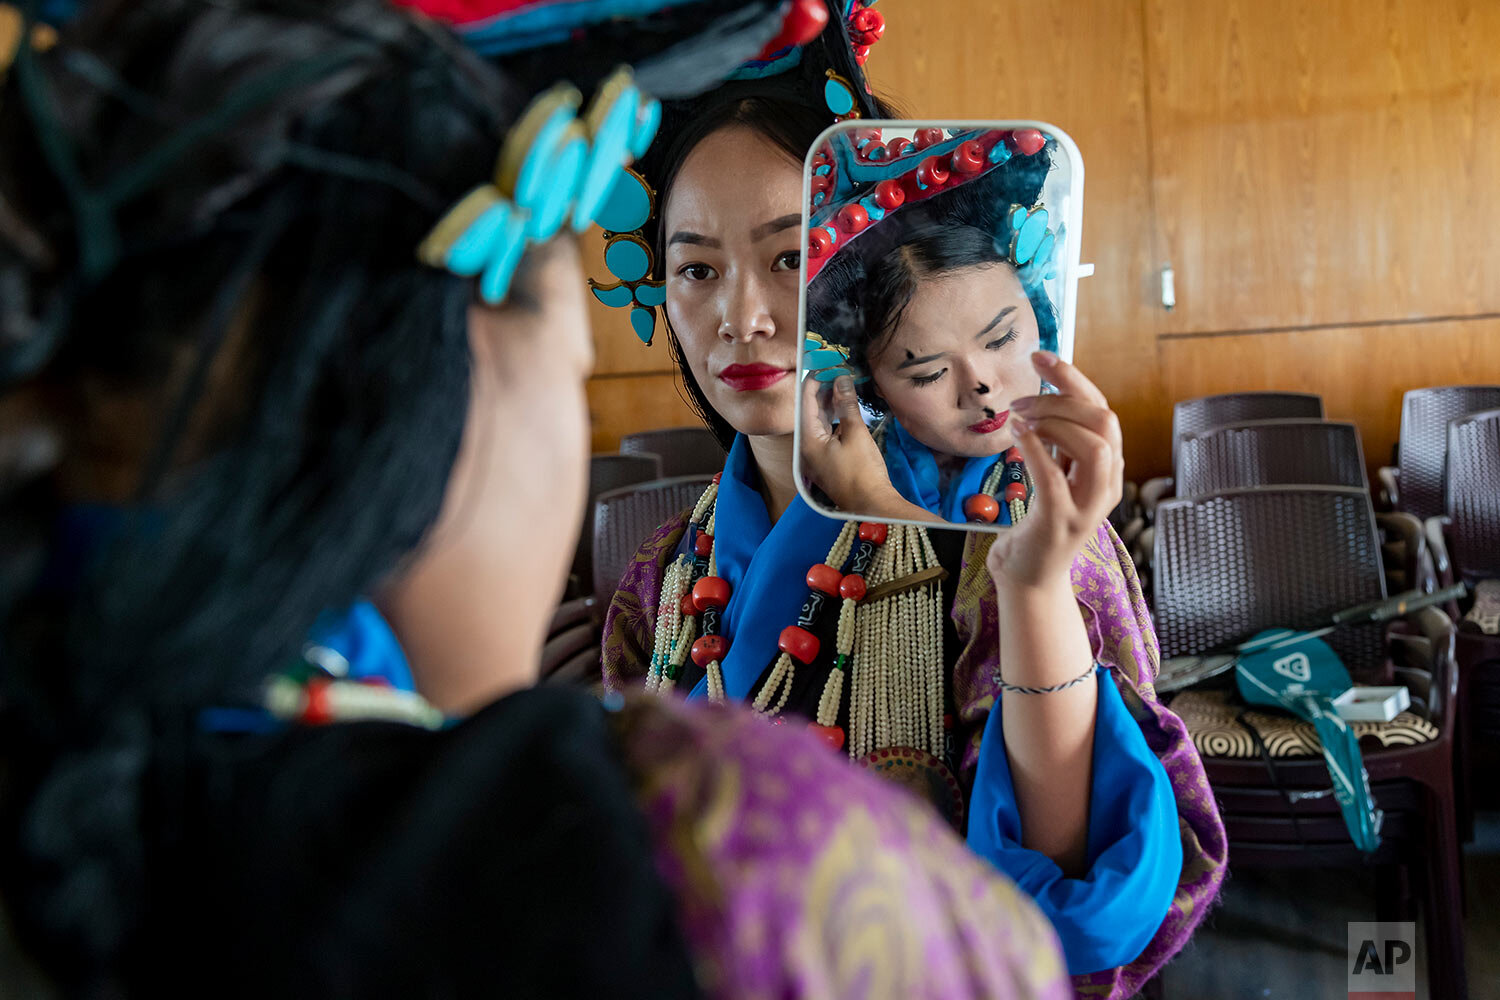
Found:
994,662 -> 1100,696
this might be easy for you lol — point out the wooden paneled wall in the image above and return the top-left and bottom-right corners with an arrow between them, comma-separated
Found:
592,0 -> 1500,479
8,3 -> 1495,475
865,1 -> 1166,473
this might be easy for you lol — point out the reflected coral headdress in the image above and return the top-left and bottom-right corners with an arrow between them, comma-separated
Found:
804,125 -> 1057,283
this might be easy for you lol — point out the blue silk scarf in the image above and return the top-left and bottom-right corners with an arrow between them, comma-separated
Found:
966,671 -> 1183,974
685,434 -> 844,701
880,417 -> 1010,524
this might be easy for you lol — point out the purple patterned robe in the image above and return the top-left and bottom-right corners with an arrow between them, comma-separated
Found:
612,693 -> 1072,999
604,512 -> 1228,999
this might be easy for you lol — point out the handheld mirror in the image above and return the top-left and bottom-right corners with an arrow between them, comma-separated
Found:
794,121 -> 1085,531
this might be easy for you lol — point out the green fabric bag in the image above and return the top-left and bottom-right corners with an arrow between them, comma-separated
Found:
1234,629 -> 1383,853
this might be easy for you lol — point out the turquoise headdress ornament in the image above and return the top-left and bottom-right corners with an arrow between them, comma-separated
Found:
419,68 -> 661,304
802,330 -> 868,384
591,0 -> 885,346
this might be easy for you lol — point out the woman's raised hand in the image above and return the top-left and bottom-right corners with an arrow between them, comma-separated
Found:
985,351 -> 1124,591
798,373 -> 917,517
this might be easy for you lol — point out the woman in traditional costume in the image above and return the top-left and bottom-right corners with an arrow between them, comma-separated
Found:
0,1 -> 1074,997
595,4 -> 1227,995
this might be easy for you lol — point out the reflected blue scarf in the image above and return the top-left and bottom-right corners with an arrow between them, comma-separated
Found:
881,417 -> 1008,524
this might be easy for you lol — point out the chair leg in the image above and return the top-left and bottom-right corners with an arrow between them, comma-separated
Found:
1456,656 -> 1476,844
1421,780 -> 1468,999
1375,862 -> 1411,923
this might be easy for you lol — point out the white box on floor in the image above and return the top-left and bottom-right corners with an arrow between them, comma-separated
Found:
1332,686 -> 1410,723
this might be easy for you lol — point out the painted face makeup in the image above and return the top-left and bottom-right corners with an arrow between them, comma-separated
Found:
870,264 -> 1041,460
662,126 -> 805,438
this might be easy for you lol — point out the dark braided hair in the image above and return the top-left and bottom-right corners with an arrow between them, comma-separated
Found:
0,0 -> 539,984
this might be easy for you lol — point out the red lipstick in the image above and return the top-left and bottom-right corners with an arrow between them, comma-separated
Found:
718,363 -> 791,392
968,411 -> 1010,434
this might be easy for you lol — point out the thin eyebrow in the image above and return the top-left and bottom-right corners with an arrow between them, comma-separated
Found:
750,213 -> 803,242
897,351 -> 945,371
978,306 -> 1018,338
668,231 -> 719,249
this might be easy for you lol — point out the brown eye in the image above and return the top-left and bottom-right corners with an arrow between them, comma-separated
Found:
679,263 -> 717,281
772,250 -> 801,272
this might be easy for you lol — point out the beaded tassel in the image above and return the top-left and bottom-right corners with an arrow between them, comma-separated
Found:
752,520 -> 859,717
1010,464 -> 1033,524
658,613 -> 696,695
645,473 -> 960,763
648,479 -> 718,694
848,523 -> 945,759
814,598 -> 858,726
648,554 -> 691,692
751,652 -> 796,715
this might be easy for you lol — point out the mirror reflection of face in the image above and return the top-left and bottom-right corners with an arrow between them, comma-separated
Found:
663,126 -> 804,437
868,263 -> 1040,459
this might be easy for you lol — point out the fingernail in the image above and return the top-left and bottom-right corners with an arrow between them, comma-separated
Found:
1009,396 -> 1036,413
1033,350 -> 1058,367
834,374 -> 854,393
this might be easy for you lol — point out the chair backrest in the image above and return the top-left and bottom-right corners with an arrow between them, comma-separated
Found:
1153,486 -> 1386,674
619,426 -> 726,479
592,475 -> 713,600
1176,419 -> 1367,498
1171,392 -> 1324,472
1445,407 -> 1500,581
1397,385 -> 1500,520
569,453 -> 663,597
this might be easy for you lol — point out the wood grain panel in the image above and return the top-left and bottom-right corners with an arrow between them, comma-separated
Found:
586,372 -> 704,453
1,6 -> 18,73
867,0 -> 1166,479
1160,317 -> 1500,480
1144,0 -> 1500,335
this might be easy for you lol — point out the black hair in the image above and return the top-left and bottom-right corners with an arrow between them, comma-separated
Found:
806,140 -> 1060,412
0,0 -> 538,984
630,0 -> 901,450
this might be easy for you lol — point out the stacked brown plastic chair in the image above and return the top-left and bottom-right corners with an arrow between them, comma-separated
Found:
1444,408 -> 1500,586
1430,409 -> 1500,826
1169,391 -> 1324,473
1383,385 -> 1500,520
1154,486 -> 1463,999
592,475 -> 714,605
548,454 -> 664,684
541,594 -> 602,687
619,426 -> 726,479
1172,418 -> 1428,595
568,453 -> 663,601
1136,393 -> 1326,589
1175,419 -> 1366,497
